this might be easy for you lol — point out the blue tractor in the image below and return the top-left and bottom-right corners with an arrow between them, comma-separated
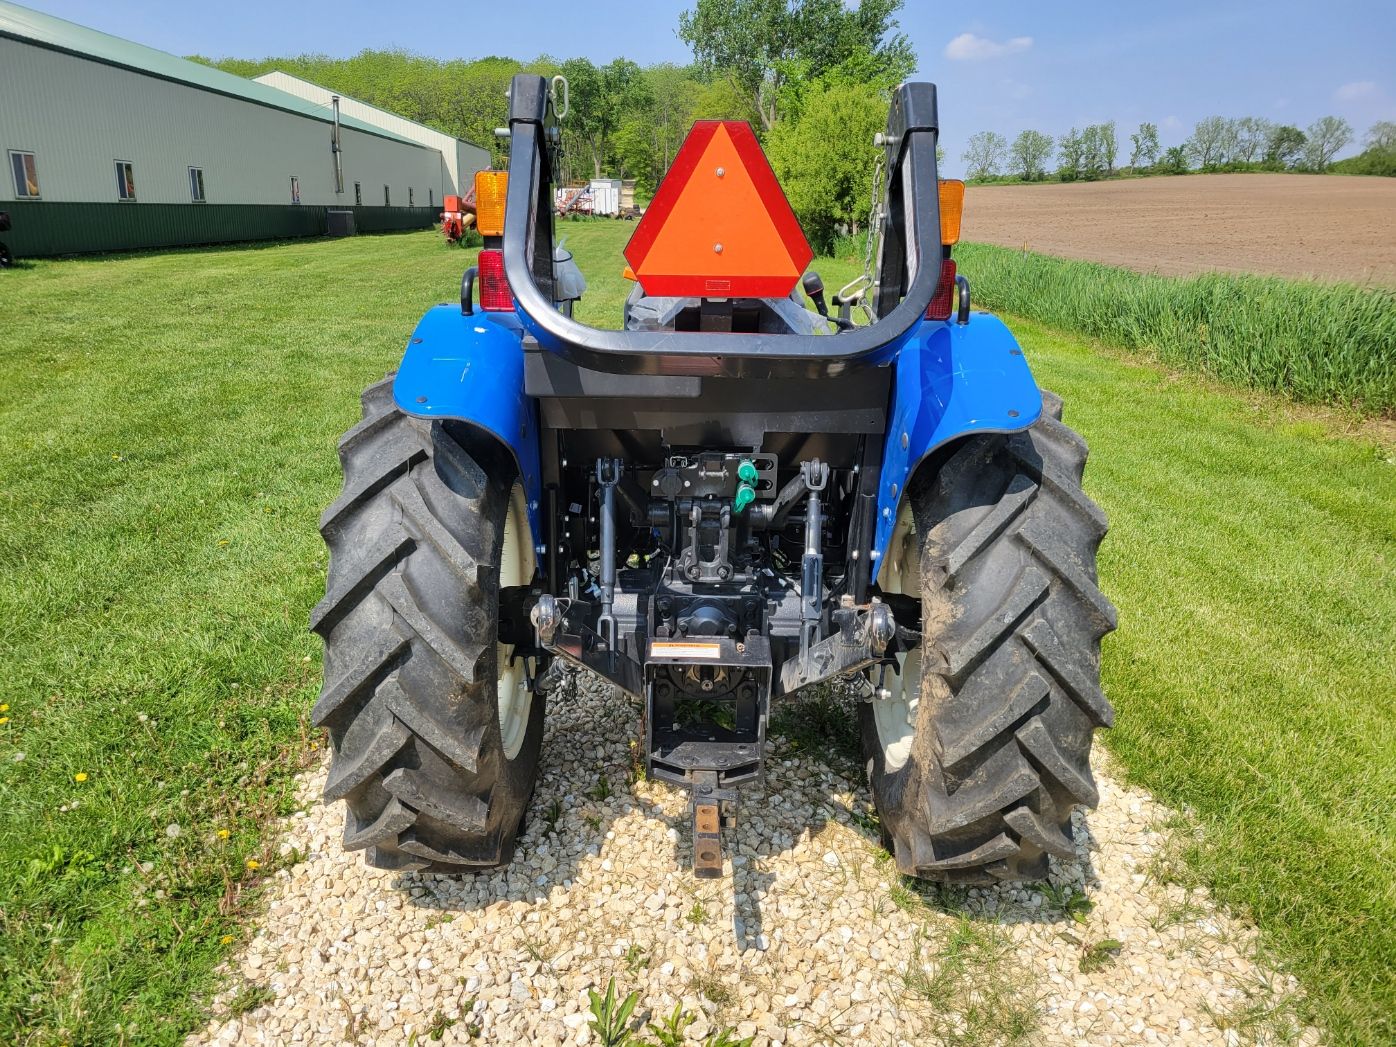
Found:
311,77 -> 1116,881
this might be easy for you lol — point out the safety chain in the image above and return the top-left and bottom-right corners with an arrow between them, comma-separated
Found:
836,151 -> 886,324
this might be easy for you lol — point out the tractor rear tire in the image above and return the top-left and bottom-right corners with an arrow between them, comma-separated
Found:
861,392 -> 1116,882
310,375 -> 543,873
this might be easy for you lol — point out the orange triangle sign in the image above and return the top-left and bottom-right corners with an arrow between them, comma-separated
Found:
624,121 -> 813,298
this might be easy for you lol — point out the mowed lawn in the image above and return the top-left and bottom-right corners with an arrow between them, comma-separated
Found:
0,224 -> 1392,1045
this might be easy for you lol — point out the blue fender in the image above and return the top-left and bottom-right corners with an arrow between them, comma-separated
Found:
391,306 -> 543,550
874,313 -> 1042,565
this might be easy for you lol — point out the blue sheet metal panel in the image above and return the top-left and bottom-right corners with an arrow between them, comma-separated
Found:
392,306 -> 543,549
875,313 -> 1042,562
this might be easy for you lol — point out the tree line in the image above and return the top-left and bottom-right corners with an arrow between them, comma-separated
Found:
200,0 -> 917,251
963,116 -> 1396,184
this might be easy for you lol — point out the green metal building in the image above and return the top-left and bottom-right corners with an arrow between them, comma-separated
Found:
0,1 -> 488,259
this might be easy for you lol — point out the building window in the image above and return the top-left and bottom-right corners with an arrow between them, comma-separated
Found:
189,166 -> 206,203
290,176 -> 301,205
9,151 -> 39,198
115,160 -> 136,201
384,185 -> 390,207
408,186 -> 414,207
354,181 -> 361,206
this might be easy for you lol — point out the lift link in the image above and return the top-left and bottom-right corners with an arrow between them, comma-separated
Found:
595,458 -> 622,648
799,459 -> 829,658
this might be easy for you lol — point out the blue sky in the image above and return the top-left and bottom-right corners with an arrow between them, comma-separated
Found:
24,1 -> 1396,175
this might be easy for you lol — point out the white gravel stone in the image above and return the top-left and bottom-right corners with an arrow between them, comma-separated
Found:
187,673 -> 1317,1047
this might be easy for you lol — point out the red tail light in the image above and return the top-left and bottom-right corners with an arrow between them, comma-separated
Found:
926,259 -> 957,321
477,249 -> 515,312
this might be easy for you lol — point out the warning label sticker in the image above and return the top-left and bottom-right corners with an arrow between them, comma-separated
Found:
649,641 -> 723,660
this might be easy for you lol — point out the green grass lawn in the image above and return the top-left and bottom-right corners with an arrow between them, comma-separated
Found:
1,224 -> 1391,1045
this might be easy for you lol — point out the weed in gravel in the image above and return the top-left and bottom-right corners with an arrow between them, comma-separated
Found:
1038,883 -> 1094,924
623,944 -> 649,972
626,739 -> 646,786
646,1002 -> 696,1046
1204,974 -> 1307,1046
586,977 -> 641,1047
588,775 -> 615,802
848,806 -> 881,838
334,995 -> 366,1042
584,813 -> 603,832
541,799 -> 563,834
702,1029 -> 756,1047
520,933 -> 556,973
227,983 -> 274,1018
407,1010 -> 458,1043
685,900 -> 709,926
768,684 -> 862,779
889,882 -> 919,913
903,876 -> 972,916
1078,939 -> 1123,973
692,973 -> 734,1008
902,919 -> 1039,1046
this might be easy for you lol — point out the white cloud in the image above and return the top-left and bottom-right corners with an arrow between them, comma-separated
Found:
1335,81 -> 1377,102
1161,115 -> 1183,131
944,33 -> 1033,61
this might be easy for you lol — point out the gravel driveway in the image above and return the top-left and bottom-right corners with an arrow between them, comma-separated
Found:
190,675 -> 1316,1046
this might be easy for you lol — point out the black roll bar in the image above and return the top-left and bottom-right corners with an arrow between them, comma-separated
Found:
501,75 -> 943,379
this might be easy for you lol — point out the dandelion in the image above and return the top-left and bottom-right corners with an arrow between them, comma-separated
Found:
0,717 -> 9,726
216,829 -> 230,840
245,858 -> 260,871
220,934 -> 235,945
164,823 -> 181,839
217,539 -> 230,547
74,772 -> 88,783
0,703 -> 9,711
11,752 -> 24,763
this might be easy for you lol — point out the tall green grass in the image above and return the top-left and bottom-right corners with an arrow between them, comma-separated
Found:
954,243 -> 1396,414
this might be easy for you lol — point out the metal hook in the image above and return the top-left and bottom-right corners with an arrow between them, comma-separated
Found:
551,75 -> 569,121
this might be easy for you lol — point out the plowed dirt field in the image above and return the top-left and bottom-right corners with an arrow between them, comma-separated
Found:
964,173 -> 1396,287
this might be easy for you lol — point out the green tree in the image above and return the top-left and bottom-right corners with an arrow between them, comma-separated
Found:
1185,116 -> 1230,169
1157,145 -> 1189,174
1303,115 -> 1353,170
690,74 -> 765,124
1366,120 -> 1396,153
678,0 -> 913,129
1057,128 -> 1084,181
765,80 -> 888,251
961,130 -> 1007,181
1101,120 -> 1118,174
561,57 -> 651,177
1008,130 -> 1053,180
1128,122 -> 1160,168
1079,124 -> 1113,180
1233,116 -> 1272,165
1263,124 -> 1306,169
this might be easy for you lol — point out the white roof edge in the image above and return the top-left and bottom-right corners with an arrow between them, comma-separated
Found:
254,70 -> 489,152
